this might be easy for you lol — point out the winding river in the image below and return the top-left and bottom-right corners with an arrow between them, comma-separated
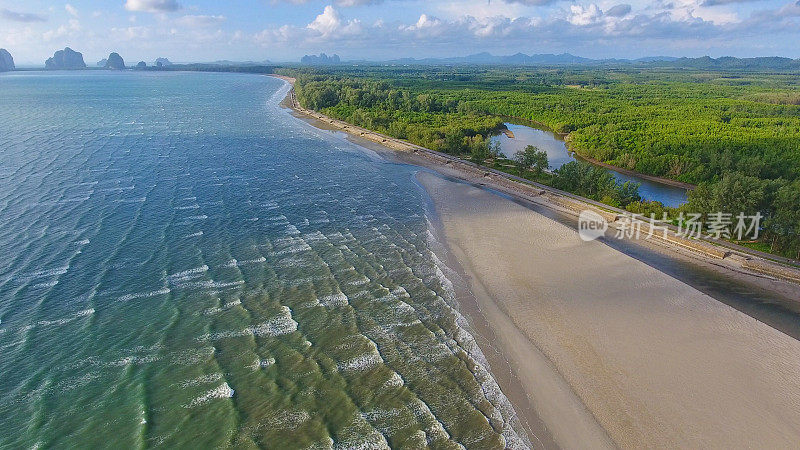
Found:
491,122 -> 690,207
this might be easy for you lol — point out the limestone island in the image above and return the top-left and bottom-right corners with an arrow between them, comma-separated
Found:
45,48 -> 87,70
104,53 -> 125,70
0,49 -> 14,72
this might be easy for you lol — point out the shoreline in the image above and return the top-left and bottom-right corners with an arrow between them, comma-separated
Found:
274,76 -> 800,281
275,75 -> 800,446
418,172 -> 800,448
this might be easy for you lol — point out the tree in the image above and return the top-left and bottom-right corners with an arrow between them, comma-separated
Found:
765,180 -> 800,257
687,172 -> 766,219
489,140 -> 503,159
615,181 -> 642,208
513,145 -> 549,174
469,136 -> 491,164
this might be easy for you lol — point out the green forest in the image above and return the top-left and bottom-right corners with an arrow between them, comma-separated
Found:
280,66 -> 800,260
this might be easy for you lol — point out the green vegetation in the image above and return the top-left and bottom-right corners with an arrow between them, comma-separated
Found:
513,145 -> 549,175
281,66 -> 800,259
293,75 -> 504,155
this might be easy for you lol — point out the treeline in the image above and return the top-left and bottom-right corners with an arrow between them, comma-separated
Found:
140,64 -> 276,73
294,75 -> 504,155
285,67 -> 800,259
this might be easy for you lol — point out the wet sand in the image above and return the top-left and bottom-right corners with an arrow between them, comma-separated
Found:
418,171 -> 800,449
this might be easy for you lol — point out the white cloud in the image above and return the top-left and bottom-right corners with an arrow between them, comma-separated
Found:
124,0 -> 182,13
606,4 -> 632,17
1,8 -> 47,22
65,4 -> 78,18
306,5 -> 363,37
308,5 -> 342,35
176,15 -> 226,27
569,4 -> 603,25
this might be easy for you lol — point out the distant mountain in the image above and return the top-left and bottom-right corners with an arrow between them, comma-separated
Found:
301,53 -> 340,65
654,56 -> 800,70
45,47 -> 86,70
206,59 -> 272,66
136,61 -> 147,69
389,52 -> 592,65
154,57 -> 173,67
634,56 -> 680,63
0,48 -> 14,72
97,59 -> 107,67
363,53 -> 800,70
104,52 -> 125,70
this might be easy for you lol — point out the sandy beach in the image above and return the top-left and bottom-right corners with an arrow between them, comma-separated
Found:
419,171 -> 800,448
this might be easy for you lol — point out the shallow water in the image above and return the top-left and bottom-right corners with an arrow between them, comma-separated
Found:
491,122 -> 689,207
0,71 -> 526,448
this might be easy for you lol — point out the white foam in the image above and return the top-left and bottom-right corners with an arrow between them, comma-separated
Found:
267,410 -> 311,430
34,308 -> 95,328
185,383 -> 234,407
114,197 -> 146,203
338,350 -> 384,372
19,265 -> 69,280
168,265 -> 209,281
116,288 -> 171,302
198,306 -> 297,341
237,257 -> 266,265
248,357 -> 276,370
202,299 -> 241,316
319,293 -> 348,308
179,373 -> 223,388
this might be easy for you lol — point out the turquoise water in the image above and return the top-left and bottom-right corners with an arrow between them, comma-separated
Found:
0,72 -> 526,448
491,123 -> 689,207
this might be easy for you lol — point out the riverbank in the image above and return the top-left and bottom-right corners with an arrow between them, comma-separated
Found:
419,172 -> 800,448
500,115 -> 697,190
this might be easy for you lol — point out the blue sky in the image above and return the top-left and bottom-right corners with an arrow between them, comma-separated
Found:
1,0 -> 799,65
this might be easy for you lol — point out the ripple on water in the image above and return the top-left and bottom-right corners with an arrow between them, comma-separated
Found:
0,72 -> 528,449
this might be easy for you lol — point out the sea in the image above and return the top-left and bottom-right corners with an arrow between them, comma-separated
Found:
0,71 -> 527,448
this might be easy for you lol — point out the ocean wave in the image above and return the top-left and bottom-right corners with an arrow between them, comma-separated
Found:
185,383 -> 234,408
116,288 -> 171,302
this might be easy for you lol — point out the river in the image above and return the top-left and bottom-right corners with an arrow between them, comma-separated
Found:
491,122 -> 689,207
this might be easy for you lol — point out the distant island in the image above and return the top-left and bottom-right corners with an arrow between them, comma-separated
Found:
45,48 -> 86,70
104,53 -> 125,70
154,58 -> 172,67
301,53 -> 340,65
0,49 -> 14,72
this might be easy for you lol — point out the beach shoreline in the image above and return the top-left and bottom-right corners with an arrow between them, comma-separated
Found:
275,75 -> 800,447
417,172 -> 800,448
274,76 -> 800,282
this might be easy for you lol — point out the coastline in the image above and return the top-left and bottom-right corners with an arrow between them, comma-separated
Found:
418,172 -> 800,448
275,75 -> 800,446
274,76 -> 800,281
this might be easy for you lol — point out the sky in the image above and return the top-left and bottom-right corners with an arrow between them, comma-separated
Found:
1,0 -> 799,65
